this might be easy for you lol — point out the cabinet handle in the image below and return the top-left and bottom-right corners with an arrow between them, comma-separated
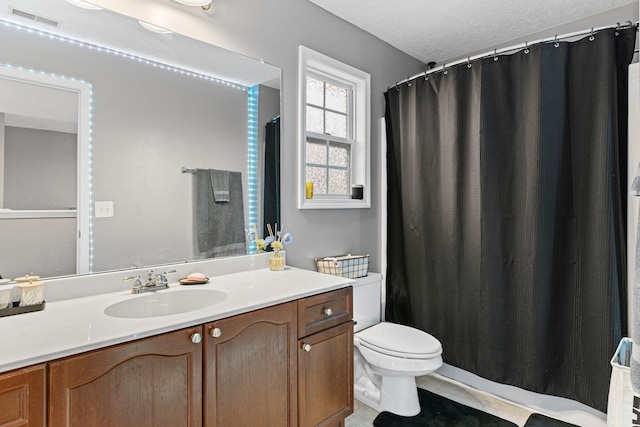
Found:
211,327 -> 222,338
190,333 -> 202,344
324,307 -> 333,316
302,343 -> 312,352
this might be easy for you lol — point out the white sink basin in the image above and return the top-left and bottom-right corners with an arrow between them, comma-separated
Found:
104,289 -> 228,318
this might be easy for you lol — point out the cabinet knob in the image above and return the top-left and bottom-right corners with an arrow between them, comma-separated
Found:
211,327 -> 222,338
324,307 -> 333,316
302,343 -> 312,352
190,333 -> 202,344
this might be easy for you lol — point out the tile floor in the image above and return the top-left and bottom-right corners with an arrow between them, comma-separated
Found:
344,373 -> 534,427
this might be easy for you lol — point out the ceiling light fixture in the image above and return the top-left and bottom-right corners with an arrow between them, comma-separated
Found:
173,0 -> 212,9
65,0 -> 103,10
137,20 -> 173,34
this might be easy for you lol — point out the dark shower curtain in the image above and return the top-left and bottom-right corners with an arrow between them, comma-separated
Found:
263,116 -> 280,238
385,27 -> 636,412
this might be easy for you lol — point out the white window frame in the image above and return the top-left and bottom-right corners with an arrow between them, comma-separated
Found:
298,46 -> 370,209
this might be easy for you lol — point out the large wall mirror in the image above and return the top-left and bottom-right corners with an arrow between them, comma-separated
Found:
0,0 -> 281,281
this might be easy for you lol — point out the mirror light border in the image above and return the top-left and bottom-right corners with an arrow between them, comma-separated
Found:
0,18 -> 261,274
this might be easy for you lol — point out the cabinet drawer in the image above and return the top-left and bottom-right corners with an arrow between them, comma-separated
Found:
298,287 -> 352,338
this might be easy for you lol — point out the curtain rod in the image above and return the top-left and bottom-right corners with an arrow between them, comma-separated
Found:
181,167 -> 196,174
389,20 -> 639,90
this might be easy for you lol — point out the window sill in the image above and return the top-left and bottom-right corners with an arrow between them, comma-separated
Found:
298,198 -> 370,210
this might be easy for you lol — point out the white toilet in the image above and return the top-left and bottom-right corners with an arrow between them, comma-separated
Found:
352,273 -> 443,416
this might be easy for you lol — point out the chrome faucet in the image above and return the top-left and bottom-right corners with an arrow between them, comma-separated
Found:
124,270 -> 176,294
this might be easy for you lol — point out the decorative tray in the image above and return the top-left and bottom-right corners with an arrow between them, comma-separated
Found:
0,301 -> 46,317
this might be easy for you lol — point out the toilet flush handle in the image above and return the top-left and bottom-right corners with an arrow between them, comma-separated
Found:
324,307 -> 333,316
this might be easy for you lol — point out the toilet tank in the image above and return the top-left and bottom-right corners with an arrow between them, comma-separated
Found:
352,272 -> 383,332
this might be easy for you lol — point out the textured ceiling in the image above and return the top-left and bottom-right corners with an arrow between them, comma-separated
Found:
308,0 -> 638,64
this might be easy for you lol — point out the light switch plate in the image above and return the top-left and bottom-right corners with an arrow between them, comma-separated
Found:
95,201 -> 114,218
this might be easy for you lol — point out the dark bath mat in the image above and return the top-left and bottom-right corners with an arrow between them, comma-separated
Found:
524,413 -> 580,427
372,388 -> 518,427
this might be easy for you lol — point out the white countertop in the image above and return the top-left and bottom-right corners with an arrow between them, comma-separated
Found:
0,266 -> 353,373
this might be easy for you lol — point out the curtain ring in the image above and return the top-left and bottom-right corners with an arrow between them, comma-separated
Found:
424,71 -> 429,81
554,35 -> 559,48
493,48 -> 498,61
524,41 -> 529,54
467,56 -> 472,68
442,64 -> 448,75
615,22 -> 620,36
407,77 -> 412,87
589,27 -> 595,41
395,83 -> 399,92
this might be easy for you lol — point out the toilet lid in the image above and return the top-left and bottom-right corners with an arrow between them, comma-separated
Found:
357,322 -> 442,359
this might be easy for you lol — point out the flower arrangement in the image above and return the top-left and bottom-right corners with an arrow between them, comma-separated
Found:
248,223 -> 292,270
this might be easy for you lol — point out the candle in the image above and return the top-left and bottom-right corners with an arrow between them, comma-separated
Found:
305,182 -> 314,199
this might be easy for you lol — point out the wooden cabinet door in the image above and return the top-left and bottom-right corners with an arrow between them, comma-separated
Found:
0,364 -> 46,427
204,302 -> 297,427
298,321 -> 353,427
49,326 -> 203,427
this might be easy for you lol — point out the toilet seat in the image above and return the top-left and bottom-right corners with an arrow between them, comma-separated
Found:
356,322 -> 442,359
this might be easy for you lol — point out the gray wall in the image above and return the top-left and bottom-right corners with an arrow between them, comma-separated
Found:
37,0 -> 635,275
0,217 -> 76,279
96,0 -> 429,273
0,124 -> 77,279
208,0 -> 428,273
4,127 -> 77,210
0,113 -> 4,205
181,0 -> 637,273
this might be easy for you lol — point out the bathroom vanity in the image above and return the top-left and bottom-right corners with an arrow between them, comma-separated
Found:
0,262 -> 353,427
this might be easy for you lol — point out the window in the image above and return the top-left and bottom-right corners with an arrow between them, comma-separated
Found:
298,46 -> 370,209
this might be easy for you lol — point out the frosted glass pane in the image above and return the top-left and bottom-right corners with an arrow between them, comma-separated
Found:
326,83 -> 347,113
328,169 -> 350,195
306,106 -> 324,133
306,139 -> 327,165
325,111 -> 347,138
306,76 -> 324,107
306,166 -> 327,194
328,141 -> 350,167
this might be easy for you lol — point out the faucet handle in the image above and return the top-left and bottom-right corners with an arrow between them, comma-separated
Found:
156,270 -> 177,286
123,275 -> 142,289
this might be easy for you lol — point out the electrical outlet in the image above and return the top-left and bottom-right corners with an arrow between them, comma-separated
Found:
95,201 -> 114,218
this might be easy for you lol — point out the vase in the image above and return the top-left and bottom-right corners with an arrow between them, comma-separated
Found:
269,251 -> 285,271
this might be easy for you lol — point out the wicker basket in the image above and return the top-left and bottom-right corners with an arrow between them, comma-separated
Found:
315,254 -> 369,279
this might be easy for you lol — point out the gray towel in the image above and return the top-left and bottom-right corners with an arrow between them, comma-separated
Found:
210,169 -> 230,202
195,169 -> 246,258
631,162 -> 640,392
